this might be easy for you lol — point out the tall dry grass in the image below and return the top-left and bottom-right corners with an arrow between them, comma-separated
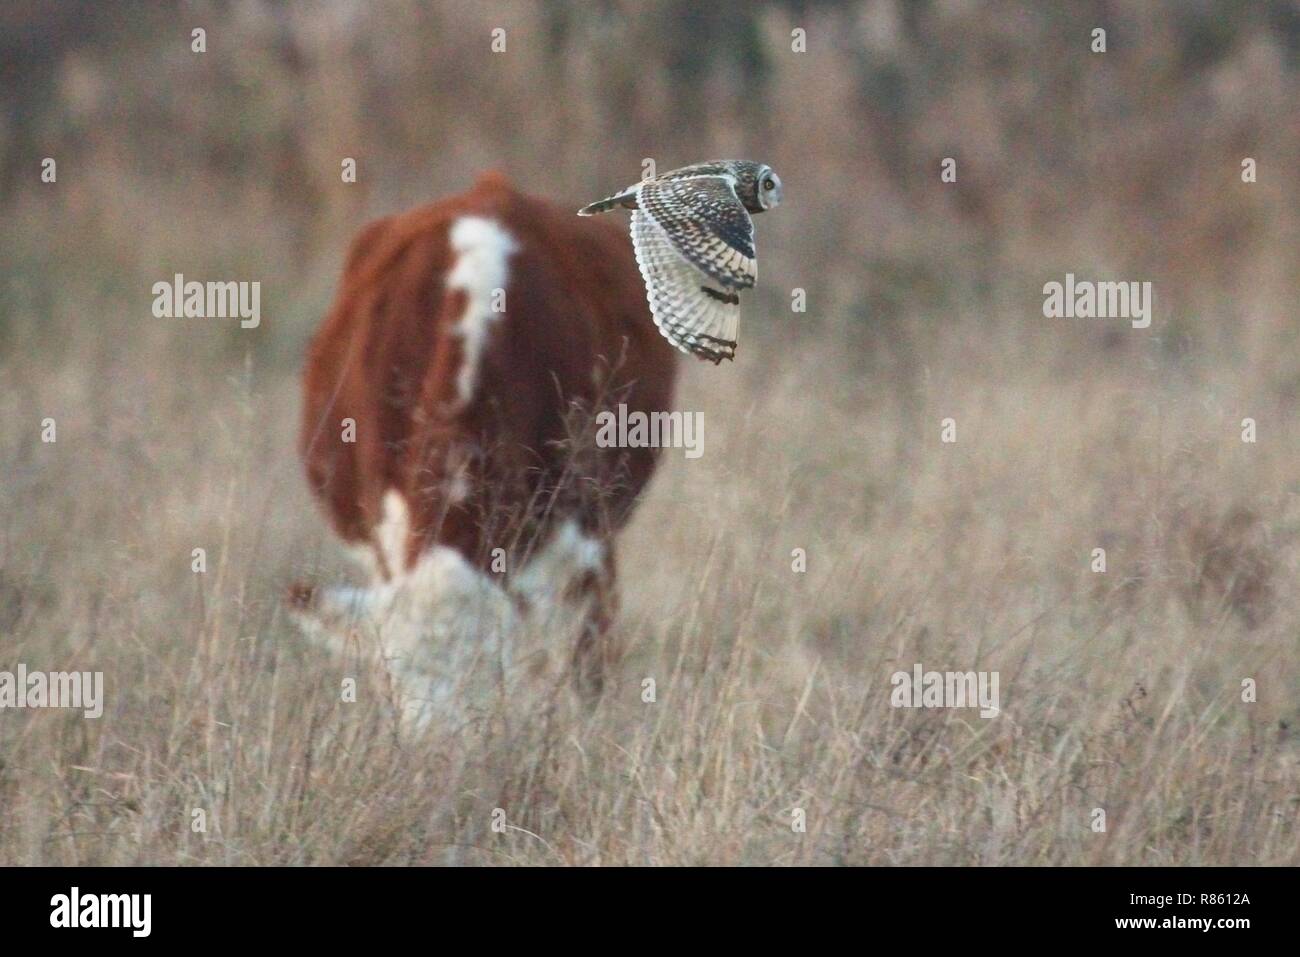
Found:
0,0 -> 1297,864
1,314 -> 1296,864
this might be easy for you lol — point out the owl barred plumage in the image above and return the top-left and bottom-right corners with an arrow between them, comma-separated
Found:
578,160 -> 783,363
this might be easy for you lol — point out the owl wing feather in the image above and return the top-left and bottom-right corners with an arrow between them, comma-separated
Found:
631,209 -> 740,364
635,176 -> 757,289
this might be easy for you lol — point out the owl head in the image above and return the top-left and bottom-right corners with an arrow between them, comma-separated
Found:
731,161 -> 782,214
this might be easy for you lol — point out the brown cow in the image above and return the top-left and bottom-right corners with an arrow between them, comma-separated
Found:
290,171 -> 677,710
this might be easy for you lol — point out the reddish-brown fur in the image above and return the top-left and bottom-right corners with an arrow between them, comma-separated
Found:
298,171 -> 677,691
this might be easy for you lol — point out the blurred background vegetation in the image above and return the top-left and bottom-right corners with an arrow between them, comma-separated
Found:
1,0 -> 1296,380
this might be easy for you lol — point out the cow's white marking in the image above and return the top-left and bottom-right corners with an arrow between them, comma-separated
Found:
375,489 -> 411,579
292,543 -> 516,728
292,520 -> 603,728
446,216 -> 518,406
345,543 -> 382,581
438,445 -> 473,504
513,519 -> 605,610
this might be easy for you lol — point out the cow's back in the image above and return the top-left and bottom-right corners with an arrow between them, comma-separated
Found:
300,171 -> 678,576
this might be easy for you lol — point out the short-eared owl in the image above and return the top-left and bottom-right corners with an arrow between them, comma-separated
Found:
578,160 -> 783,363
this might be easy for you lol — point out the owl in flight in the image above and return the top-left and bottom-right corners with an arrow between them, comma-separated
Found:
578,160 -> 783,363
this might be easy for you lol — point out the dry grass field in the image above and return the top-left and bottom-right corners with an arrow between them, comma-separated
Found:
1,0 -> 1297,865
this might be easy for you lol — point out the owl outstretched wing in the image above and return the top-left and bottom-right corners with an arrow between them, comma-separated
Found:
635,175 -> 757,290
631,208 -> 741,364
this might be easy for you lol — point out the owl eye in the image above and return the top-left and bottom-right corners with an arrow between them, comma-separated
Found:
763,178 -> 775,190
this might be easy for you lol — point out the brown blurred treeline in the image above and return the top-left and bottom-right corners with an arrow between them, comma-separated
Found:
0,0 -> 1296,376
